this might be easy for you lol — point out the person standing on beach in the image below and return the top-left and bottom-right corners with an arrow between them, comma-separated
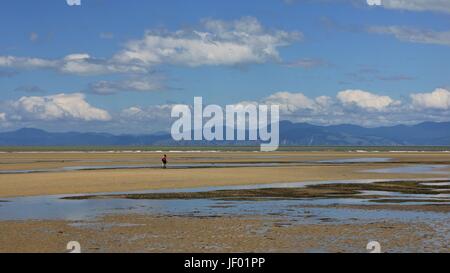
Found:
161,154 -> 168,169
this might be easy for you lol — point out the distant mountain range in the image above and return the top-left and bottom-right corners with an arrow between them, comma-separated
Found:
1,121 -> 450,146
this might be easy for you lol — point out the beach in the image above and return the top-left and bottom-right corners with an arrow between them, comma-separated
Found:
1,214 -> 448,253
0,151 -> 449,253
0,151 -> 449,198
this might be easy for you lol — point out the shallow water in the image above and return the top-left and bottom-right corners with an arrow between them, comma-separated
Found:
0,176 -> 449,222
358,190 -> 450,200
0,192 -> 448,223
0,162 -> 301,174
0,157 -> 396,174
364,164 -> 450,175
421,182 -> 450,186
319,158 -> 391,163
0,163 -> 449,224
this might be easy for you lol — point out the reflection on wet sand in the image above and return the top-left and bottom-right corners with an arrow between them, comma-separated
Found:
0,157 -> 397,174
0,151 -> 449,253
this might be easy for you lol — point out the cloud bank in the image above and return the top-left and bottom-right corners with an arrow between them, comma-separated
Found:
1,88 -> 448,132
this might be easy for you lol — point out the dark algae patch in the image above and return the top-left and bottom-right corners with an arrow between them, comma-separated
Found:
308,180 -> 450,195
370,199 -> 450,204
63,179 -> 450,202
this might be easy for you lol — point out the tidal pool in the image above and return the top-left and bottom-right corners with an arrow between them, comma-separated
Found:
318,158 -> 392,163
0,176 -> 449,223
0,191 -> 449,223
0,163 -> 448,225
364,164 -> 450,175
0,162 -> 302,174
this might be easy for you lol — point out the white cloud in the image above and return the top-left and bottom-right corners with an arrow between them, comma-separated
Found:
113,17 -> 301,67
255,90 -> 399,114
376,0 -> 450,14
121,105 -> 173,119
0,113 -> 6,122
337,89 -> 399,111
249,89 -> 448,126
315,96 -> 333,107
263,91 -> 317,112
0,17 -> 299,82
11,93 -> 111,121
0,53 -> 148,76
58,54 -> 147,75
368,26 -> 450,47
0,56 -> 57,69
411,88 -> 450,110
2,88 -> 449,132
117,105 -> 175,132
226,90 -> 435,127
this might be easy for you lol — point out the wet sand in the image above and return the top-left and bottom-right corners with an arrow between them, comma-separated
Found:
0,213 -> 447,253
64,179 -> 450,204
0,151 -> 449,198
0,151 -> 449,253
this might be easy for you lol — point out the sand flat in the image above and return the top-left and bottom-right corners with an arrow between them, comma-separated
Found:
0,151 -> 449,198
0,213 -> 447,253
0,151 -> 449,253
0,165 -> 445,198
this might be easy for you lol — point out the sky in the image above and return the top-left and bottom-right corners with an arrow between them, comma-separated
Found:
0,0 -> 449,134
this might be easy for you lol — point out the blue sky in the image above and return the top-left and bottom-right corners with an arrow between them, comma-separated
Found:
0,0 -> 449,133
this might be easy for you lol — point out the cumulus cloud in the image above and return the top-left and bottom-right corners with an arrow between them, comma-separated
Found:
0,17 -> 300,74
228,88 -> 448,127
2,88 -> 449,132
113,17 -> 301,67
263,92 -> 317,112
110,88 -> 450,129
411,88 -> 450,110
315,95 -> 334,107
120,105 -> 173,120
247,90 -> 401,115
10,93 -> 111,121
114,105 -> 175,133
337,89 -> 399,111
230,88 -> 448,126
368,26 -> 450,47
